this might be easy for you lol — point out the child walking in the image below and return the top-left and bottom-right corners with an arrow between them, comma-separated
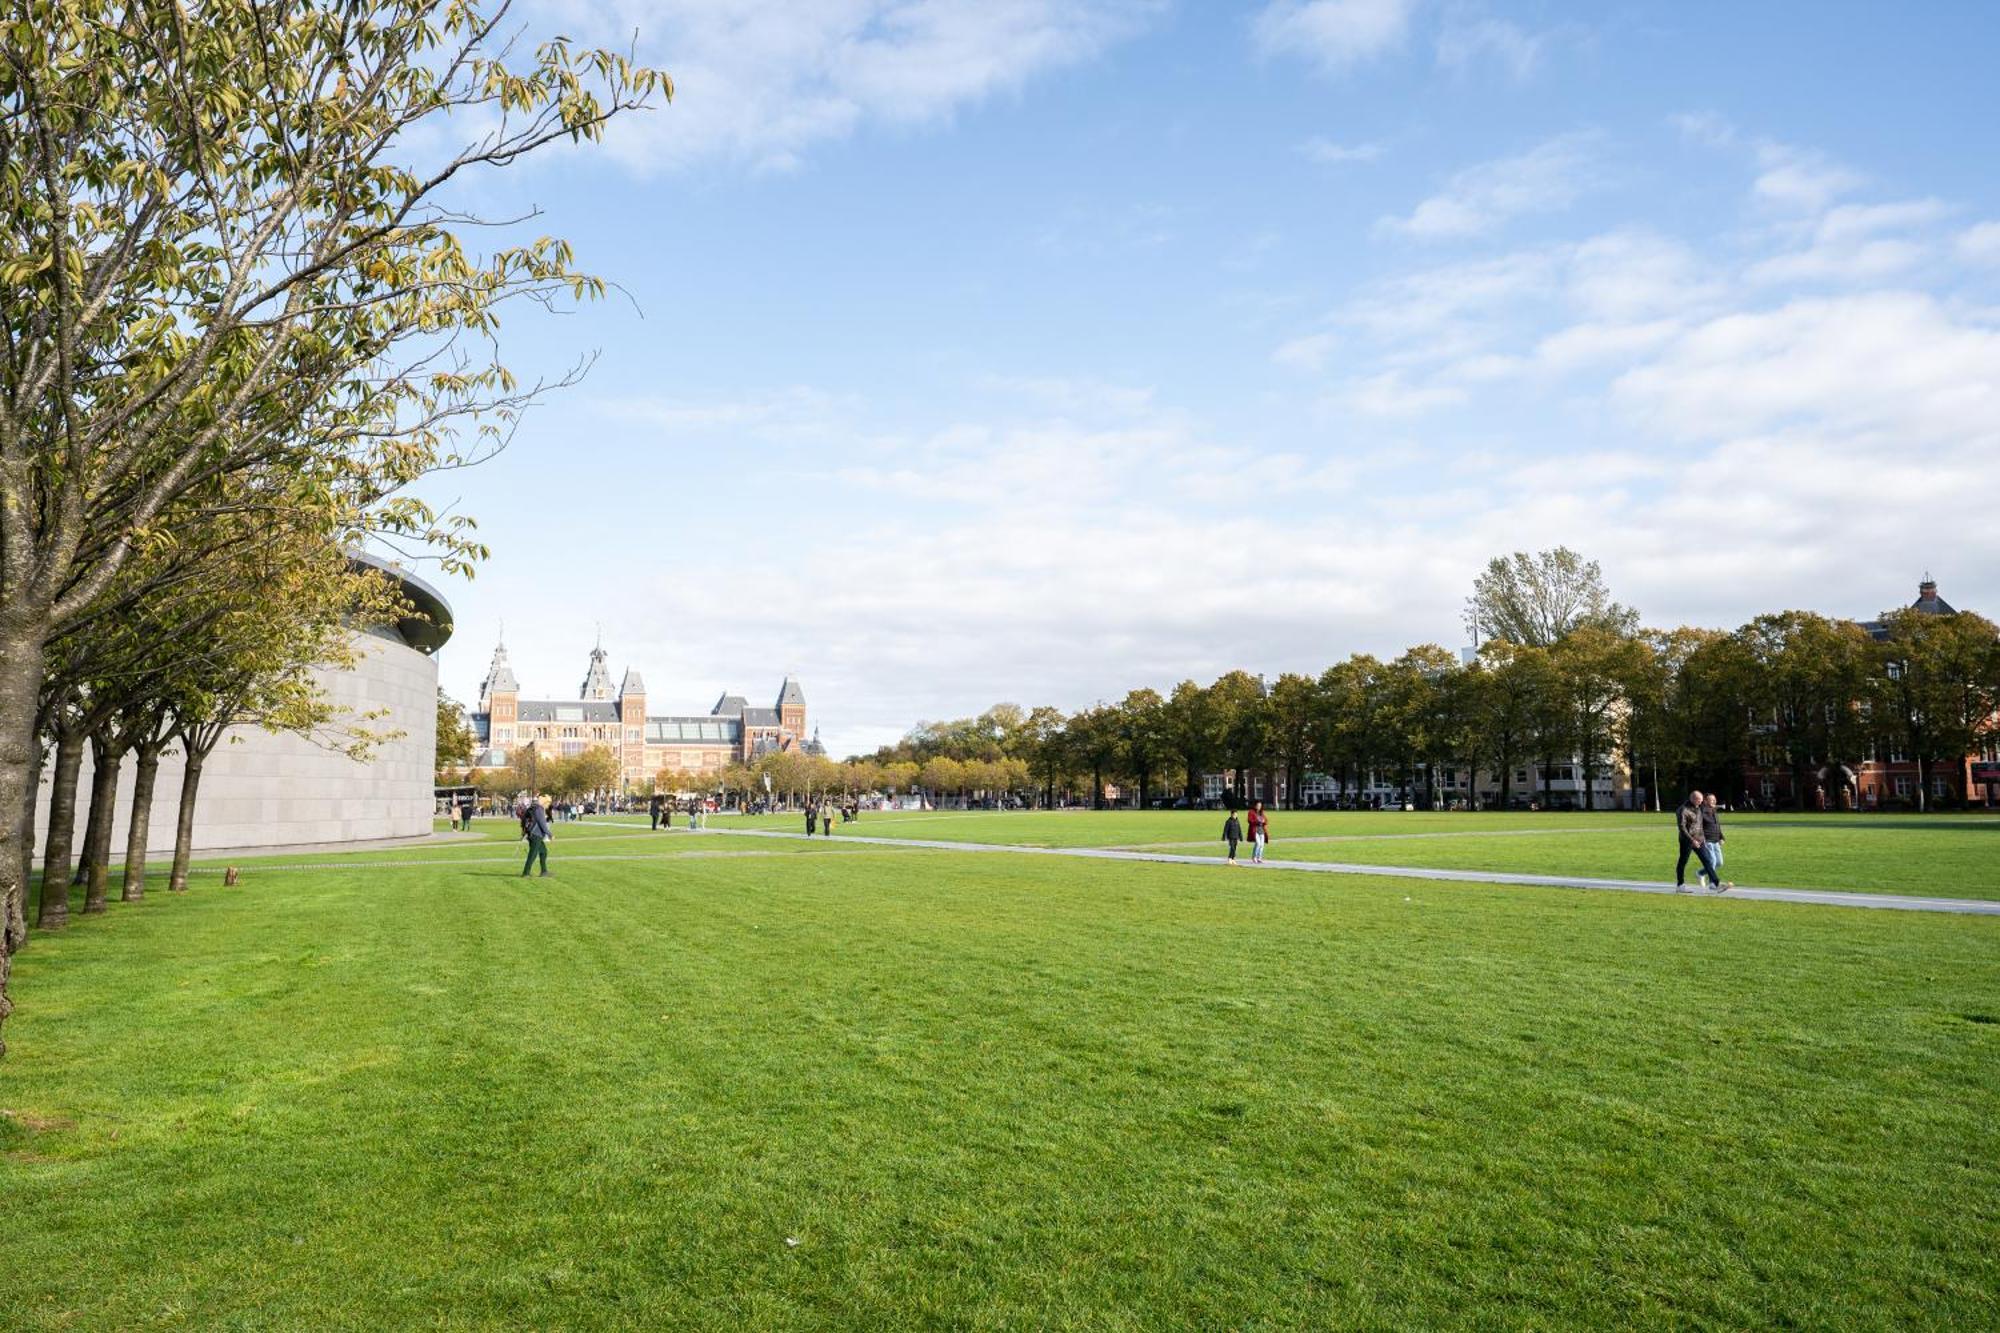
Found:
1222,811 -> 1243,864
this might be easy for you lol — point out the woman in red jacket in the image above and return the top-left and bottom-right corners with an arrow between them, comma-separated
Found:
1246,801 -> 1269,864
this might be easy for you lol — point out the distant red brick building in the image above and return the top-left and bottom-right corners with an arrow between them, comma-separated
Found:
1744,579 -> 1999,810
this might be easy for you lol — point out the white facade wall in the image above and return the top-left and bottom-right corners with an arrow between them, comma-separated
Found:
32,630 -> 438,857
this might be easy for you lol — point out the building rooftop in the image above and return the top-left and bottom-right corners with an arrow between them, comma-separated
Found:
645,717 -> 743,743
516,700 -> 622,724
1859,577 -> 1962,640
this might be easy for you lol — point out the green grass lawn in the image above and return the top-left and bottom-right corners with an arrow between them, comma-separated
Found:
4,835 -> 1997,1329
714,809 -> 2000,900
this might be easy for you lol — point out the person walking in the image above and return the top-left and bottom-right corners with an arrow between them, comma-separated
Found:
1246,800 -> 1270,865
1701,793 -> 1732,891
649,795 -> 662,831
820,800 -> 837,837
805,802 -> 818,836
1675,791 -> 1713,892
520,798 -> 553,878
1222,810 -> 1243,865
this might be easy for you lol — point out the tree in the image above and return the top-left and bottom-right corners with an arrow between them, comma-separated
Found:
1548,627 -> 1637,811
554,747 -> 619,802
1209,671 -> 1270,805
1736,612 -> 1876,809
0,2 -> 665,1054
1375,648 -> 1456,807
1116,688 -> 1169,809
1874,610 -> 2000,810
1312,652 -> 1376,800
436,690 -> 476,778
1267,674 -> 1318,810
1161,681 -> 1217,805
1465,548 -> 1638,649
1067,706 -> 1123,809
919,756 -> 964,805
1019,707 -> 1069,807
1471,641 -> 1551,810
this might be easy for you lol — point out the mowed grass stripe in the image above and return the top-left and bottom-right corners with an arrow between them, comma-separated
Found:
2,847 -> 1996,1328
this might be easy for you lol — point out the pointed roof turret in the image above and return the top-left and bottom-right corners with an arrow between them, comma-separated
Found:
1913,577 -> 1956,616
777,675 -> 805,709
479,639 -> 519,703
619,667 -> 646,696
711,692 -> 749,717
580,642 -> 614,700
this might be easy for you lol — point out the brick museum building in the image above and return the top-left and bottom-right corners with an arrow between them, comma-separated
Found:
1743,579 -> 2000,810
469,640 -> 822,792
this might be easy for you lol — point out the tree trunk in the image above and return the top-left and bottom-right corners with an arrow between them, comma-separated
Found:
122,743 -> 165,901
36,727 -> 83,930
0,629 -> 50,1058
167,748 -> 208,892
81,735 -> 121,914
72,752 -> 104,887
8,740 -> 39,955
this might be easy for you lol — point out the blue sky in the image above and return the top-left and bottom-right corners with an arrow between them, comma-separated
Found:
416,1 -> 2000,755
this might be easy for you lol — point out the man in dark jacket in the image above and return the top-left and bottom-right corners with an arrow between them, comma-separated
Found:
648,795 -> 662,831
1222,812 -> 1243,864
1675,791 -> 1712,892
520,799 -> 553,877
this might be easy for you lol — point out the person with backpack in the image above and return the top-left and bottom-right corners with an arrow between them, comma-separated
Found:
520,798 -> 553,878
1222,811 -> 1243,865
1246,801 -> 1270,864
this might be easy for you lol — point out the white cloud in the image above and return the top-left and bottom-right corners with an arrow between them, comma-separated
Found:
1751,142 -> 1865,214
1274,331 -> 1339,371
1746,199 -> 1947,284
1436,16 -> 1545,80
532,0 -> 1160,172
1340,371 -> 1466,416
1378,131 -> 1601,240
1299,136 -> 1385,164
1252,0 -> 1420,73
1958,221 -> 2000,264
1612,292 -> 2000,441
1565,230 -> 1723,321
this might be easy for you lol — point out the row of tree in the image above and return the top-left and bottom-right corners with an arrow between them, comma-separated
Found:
440,738 -> 1037,812
857,552 -> 2000,815
0,4 -> 665,1054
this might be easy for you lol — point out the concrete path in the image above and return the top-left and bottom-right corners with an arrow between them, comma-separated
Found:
685,827 -> 2000,916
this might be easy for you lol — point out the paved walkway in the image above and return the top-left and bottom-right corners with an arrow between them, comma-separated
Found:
685,827 -> 2000,916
